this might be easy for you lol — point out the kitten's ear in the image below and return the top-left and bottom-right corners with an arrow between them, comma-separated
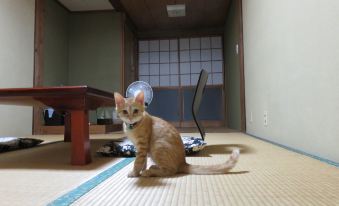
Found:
135,91 -> 144,106
114,92 -> 125,108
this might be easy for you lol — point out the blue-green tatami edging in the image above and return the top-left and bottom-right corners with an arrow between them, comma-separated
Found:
48,158 -> 134,206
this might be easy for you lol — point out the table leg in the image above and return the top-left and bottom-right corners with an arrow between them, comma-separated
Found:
70,110 -> 91,165
64,112 -> 71,142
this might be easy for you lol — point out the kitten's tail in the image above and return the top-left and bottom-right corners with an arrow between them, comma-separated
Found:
178,149 -> 240,175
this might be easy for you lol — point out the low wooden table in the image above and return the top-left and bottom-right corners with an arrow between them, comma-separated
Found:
0,86 -> 116,165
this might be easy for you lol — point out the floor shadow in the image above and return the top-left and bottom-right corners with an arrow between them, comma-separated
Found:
188,144 -> 256,157
226,171 -> 250,175
0,139 -> 129,170
0,140 -> 254,172
135,177 -> 167,187
133,170 -> 250,188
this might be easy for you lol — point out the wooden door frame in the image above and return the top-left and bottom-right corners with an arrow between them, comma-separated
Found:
136,0 -> 246,132
111,0 -> 245,131
33,0 -> 44,134
238,0 -> 246,132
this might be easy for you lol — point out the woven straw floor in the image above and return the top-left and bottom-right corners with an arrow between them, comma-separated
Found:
0,132 -> 338,206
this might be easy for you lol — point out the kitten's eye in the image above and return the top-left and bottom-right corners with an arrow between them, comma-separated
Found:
133,109 -> 139,114
122,110 -> 128,115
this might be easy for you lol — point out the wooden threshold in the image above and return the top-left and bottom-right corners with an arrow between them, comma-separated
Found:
40,124 -> 122,135
169,120 -> 225,128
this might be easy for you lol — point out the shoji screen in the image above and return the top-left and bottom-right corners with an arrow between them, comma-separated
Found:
138,36 -> 224,125
138,39 -> 179,87
179,36 -> 223,86
138,36 -> 223,87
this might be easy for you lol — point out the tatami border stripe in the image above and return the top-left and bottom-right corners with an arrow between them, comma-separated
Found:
48,158 -> 134,206
247,133 -> 339,168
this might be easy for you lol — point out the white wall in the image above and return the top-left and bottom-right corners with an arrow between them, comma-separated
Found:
0,0 -> 35,136
243,0 -> 339,163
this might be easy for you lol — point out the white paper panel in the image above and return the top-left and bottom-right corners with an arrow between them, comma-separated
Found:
212,61 -> 223,73
139,64 -> 149,75
160,75 -> 170,86
190,38 -> 200,49
180,63 -> 190,74
207,74 -> 213,85
149,64 -> 160,75
149,40 -> 159,51
211,36 -> 222,48
190,50 -> 200,61
170,51 -> 178,62
191,62 -> 201,74
139,41 -> 149,52
212,49 -> 222,60
201,49 -> 212,61
191,74 -> 200,86
150,52 -> 159,63
212,73 -> 223,84
180,74 -> 190,86
160,40 -> 169,51
170,39 -> 178,51
150,76 -> 160,86
201,61 -> 212,73
180,51 -> 190,62
138,36 -> 223,88
160,64 -> 170,75
170,75 -> 179,86
170,63 -> 179,74
160,52 -> 169,63
139,75 -> 149,83
179,38 -> 189,50
139,52 -> 149,64
201,37 -> 211,49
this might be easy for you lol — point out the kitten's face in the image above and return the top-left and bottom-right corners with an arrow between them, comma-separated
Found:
114,92 -> 145,124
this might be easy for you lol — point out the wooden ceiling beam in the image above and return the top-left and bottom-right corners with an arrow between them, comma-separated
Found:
109,0 -> 138,34
109,0 -> 125,12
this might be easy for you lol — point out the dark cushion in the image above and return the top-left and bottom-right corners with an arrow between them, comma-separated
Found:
0,137 -> 44,153
97,136 -> 206,157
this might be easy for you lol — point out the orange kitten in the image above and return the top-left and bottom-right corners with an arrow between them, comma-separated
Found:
114,91 -> 240,177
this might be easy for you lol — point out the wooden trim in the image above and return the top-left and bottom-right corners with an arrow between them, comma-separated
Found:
40,124 -> 122,134
55,0 -> 71,12
151,85 -> 223,90
137,27 -> 225,39
238,0 -> 246,132
33,0 -> 45,135
108,0 -> 124,11
221,35 -> 226,125
120,13 -> 125,94
109,0 -> 137,35
68,9 -> 114,14
134,33 -> 139,82
224,3 -> 233,131
34,0 -> 44,87
168,121 -> 223,128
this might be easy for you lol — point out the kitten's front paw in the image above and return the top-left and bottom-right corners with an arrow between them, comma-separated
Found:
127,170 -> 140,178
140,169 -> 152,177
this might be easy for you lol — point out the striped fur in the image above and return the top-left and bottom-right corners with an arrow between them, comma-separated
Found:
114,92 -> 240,177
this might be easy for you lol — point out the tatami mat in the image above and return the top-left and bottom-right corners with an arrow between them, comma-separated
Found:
0,132 -> 338,206
72,133 -> 339,206
0,133 -> 124,206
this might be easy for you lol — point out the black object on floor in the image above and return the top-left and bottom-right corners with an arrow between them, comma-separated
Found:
192,69 -> 208,140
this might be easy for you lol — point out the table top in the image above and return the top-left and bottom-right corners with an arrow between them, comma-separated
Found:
0,86 -> 115,110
